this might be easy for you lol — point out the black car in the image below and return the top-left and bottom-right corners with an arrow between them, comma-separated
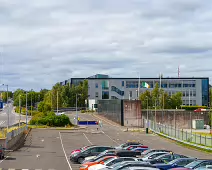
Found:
146,153 -> 188,164
70,146 -> 114,163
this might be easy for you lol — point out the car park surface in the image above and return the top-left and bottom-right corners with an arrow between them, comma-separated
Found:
0,113 -> 211,170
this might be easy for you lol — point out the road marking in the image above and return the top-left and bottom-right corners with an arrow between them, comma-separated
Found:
59,132 -> 73,170
83,133 -> 93,145
101,131 -> 120,145
0,156 -> 8,164
0,121 -> 5,126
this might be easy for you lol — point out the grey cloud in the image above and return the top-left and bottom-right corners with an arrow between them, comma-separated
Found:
0,0 -> 212,91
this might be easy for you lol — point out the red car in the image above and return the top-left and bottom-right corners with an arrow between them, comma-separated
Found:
71,145 -> 96,155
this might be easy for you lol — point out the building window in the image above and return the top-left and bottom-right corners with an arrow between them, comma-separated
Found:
95,92 -> 98,98
102,91 -> 109,99
129,91 -> 132,97
193,91 -> 196,97
102,80 -> 109,90
95,83 -> 98,88
193,100 -> 196,106
122,81 -> 124,87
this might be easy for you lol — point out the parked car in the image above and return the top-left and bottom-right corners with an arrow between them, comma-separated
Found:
88,157 -> 141,170
70,146 -> 115,163
172,160 -> 212,170
142,152 -> 169,161
115,142 -> 142,150
83,150 -> 142,164
0,145 -> 5,160
123,145 -> 149,151
99,161 -> 155,170
141,149 -> 172,156
154,158 -> 197,170
80,156 -> 117,170
146,153 -> 188,164
71,145 -> 96,155
131,147 -> 149,153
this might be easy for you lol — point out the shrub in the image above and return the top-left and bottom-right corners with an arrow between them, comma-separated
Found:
181,106 -> 208,111
81,110 -> 85,113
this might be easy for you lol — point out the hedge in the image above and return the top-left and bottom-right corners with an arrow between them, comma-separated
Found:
29,111 -> 72,127
181,106 -> 208,110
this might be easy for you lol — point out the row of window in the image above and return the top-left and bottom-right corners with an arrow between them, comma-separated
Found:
111,86 -> 124,96
95,81 -> 196,89
182,100 -> 196,106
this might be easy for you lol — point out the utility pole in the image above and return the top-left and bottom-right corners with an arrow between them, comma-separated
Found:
26,92 -> 28,128
138,72 -> 140,99
6,85 -> 9,130
19,95 -> 21,127
31,90 -> 32,117
57,91 -> 58,114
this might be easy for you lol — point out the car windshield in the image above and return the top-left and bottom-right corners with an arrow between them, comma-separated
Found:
142,150 -> 152,155
168,159 -> 180,165
185,160 -> 202,168
104,158 -> 116,165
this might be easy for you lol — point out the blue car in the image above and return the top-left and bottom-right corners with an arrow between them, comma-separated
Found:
154,158 -> 197,170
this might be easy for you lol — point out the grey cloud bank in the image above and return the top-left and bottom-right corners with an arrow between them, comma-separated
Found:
0,0 -> 212,91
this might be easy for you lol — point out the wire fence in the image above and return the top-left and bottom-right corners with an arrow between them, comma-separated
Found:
145,119 -> 212,147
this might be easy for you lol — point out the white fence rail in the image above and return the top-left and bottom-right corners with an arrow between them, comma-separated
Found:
145,119 -> 212,148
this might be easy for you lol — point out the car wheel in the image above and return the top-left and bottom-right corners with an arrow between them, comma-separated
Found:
78,157 -> 84,164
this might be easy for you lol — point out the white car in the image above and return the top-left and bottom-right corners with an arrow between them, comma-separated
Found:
55,112 -> 65,116
88,157 -> 139,170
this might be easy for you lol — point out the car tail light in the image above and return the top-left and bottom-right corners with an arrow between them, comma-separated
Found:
127,146 -> 132,150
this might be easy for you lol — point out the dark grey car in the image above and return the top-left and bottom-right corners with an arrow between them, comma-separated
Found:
70,146 -> 114,163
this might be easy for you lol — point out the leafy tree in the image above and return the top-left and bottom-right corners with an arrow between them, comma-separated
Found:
170,92 -> 183,109
1,91 -> 13,102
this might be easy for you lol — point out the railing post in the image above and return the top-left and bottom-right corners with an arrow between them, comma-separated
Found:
205,135 -> 207,146
186,131 -> 187,141
200,134 -> 202,145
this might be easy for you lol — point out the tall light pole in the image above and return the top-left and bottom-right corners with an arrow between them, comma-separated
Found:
31,90 -> 33,117
57,91 -> 58,114
26,92 -> 28,128
2,84 -> 9,130
19,95 -> 21,128
138,72 -> 140,98
146,97 -> 149,133
76,94 -> 81,124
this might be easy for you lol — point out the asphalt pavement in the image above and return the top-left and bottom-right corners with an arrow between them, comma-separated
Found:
0,112 -> 211,170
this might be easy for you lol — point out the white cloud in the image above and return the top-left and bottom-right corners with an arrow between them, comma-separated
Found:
0,0 -> 212,91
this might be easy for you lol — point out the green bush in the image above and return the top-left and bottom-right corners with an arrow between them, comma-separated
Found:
81,110 -> 85,113
29,111 -> 72,127
181,106 -> 208,110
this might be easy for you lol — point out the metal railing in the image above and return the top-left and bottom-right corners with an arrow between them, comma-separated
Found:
145,119 -> 212,147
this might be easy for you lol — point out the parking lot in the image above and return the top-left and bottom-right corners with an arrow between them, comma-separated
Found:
0,113 -> 211,170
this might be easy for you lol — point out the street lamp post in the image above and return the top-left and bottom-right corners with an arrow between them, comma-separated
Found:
146,97 -> 149,134
19,95 -> 21,127
26,92 -> 28,128
31,90 -> 33,117
76,94 -> 81,125
2,84 -> 9,130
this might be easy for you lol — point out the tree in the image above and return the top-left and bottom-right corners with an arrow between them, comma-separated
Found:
139,82 -> 183,109
1,91 -> 13,102
170,92 -> 183,109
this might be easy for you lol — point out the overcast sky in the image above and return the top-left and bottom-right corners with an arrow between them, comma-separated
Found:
0,0 -> 212,91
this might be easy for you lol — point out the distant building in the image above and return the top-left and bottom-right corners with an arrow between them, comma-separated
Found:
60,74 -> 210,107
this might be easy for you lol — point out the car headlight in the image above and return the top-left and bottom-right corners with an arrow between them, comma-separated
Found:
72,153 -> 78,157
80,165 -> 88,169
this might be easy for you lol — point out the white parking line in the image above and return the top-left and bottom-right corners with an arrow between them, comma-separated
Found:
59,132 -> 73,170
101,131 -> 120,145
83,133 -> 93,145
0,156 -> 8,164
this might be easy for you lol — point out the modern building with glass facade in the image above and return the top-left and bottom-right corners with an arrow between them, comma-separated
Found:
60,74 -> 210,106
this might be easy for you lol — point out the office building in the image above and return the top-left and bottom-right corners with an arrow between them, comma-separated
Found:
60,74 -> 209,107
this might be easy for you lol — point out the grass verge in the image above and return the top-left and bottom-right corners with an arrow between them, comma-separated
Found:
156,133 -> 212,153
